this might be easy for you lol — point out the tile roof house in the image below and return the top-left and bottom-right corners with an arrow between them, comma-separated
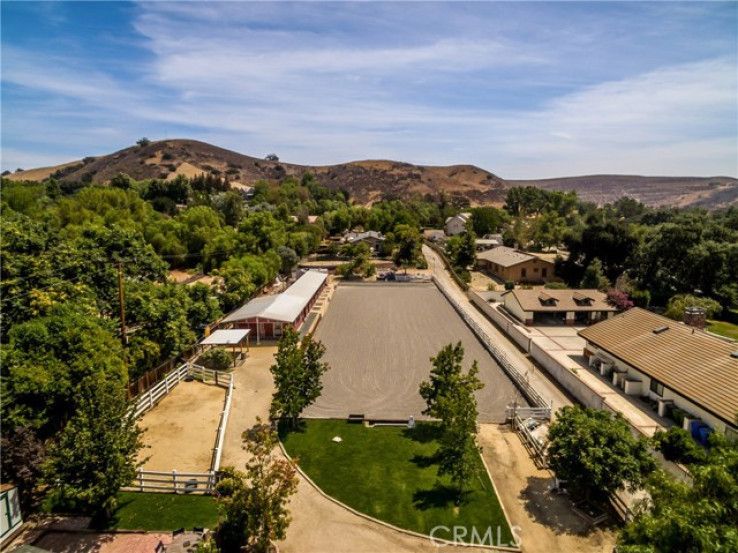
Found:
476,246 -> 555,283
503,288 -> 617,326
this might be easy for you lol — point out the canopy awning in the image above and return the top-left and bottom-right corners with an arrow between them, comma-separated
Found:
200,329 -> 250,346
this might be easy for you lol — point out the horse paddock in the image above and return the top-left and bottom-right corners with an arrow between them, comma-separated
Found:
137,379 -> 226,473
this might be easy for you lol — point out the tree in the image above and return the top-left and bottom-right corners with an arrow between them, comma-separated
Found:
392,224 -> 424,273
618,436 -> 738,553
270,327 -> 330,426
136,137 -> 151,147
547,406 -> 655,501
445,230 -> 476,270
337,242 -> 374,279
265,153 -> 279,162
276,246 -> 299,275
580,258 -> 610,290
652,427 -> 706,465
0,426 -> 46,513
664,294 -> 723,321
199,347 -> 233,371
43,373 -> 144,522
470,207 -> 507,236
606,289 -> 634,311
420,343 -> 484,499
215,422 -> 298,553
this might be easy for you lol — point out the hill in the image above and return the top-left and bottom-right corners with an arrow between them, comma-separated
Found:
9,139 -> 737,208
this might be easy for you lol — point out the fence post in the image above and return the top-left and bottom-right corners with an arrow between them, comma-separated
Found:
139,468 -> 144,492
172,470 -> 178,493
215,370 -> 219,387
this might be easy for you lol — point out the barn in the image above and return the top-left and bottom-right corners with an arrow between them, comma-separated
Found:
220,270 -> 328,342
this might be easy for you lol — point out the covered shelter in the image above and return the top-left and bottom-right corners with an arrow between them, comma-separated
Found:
503,288 -> 617,326
220,270 -> 328,343
199,328 -> 251,367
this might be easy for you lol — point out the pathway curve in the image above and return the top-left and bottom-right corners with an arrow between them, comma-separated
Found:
223,344 -> 489,552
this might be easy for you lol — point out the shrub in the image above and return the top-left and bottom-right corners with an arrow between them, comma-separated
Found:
544,282 -> 568,290
199,347 -> 232,371
162,152 -> 174,161
653,427 -> 705,465
136,137 -> 151,147
504,281 -> 515,291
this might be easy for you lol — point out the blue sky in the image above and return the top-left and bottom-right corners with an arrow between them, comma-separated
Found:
2,1 -> 736,178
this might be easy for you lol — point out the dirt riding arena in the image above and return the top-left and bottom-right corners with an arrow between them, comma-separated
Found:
137,380 -> 226,473
304,282 -> 523,422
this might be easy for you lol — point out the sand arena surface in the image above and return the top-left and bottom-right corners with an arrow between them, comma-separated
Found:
304,282 -> 523,422
137,379 -> 226,473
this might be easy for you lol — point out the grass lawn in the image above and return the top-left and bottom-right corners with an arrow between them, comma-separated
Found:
280,419 -> 513,545
108,492 -> 219,531
707,319 -> 738,341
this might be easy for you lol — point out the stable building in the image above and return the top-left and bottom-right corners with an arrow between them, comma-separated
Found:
476,246 -> 555,283
503,289 -> 617,326
579,308 -> 738,439
220,270 -> 327,342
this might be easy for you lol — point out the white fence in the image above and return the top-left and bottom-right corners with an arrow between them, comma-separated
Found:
210,372 -> 234,472
189,364 -> 234,388
132,363 -> 190,419
127,363 -> 235,493
124,469 -> 218,494
432,277 -> 550,410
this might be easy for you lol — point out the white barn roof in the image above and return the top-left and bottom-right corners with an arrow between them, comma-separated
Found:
200,329 -> 250,346
222,270 -> 327,324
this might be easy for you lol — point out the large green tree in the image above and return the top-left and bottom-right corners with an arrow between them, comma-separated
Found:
392,224 -> 425,272
547,406 -> 655,501
270,327 -> 330,426
419,343 -> 484,499
618,436 -> 738,553
43,373 -> 144,522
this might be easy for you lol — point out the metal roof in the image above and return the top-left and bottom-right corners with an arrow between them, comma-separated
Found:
222,270 -> 327,324
200,329 -> 250,345
579,308 -> 738,426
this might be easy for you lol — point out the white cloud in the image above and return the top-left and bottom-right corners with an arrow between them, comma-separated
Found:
1,2 -> 736,178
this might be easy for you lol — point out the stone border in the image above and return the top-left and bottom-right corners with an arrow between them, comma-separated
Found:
278,433 -> 521,552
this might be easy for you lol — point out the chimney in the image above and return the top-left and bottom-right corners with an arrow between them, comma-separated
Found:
684,306 -> 707,330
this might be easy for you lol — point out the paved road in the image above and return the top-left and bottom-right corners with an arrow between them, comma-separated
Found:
423,245 -> 572,412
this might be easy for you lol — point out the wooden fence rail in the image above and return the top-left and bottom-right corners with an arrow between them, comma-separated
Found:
123,469 -> 218,494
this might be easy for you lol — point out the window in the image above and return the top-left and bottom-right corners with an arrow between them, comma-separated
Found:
521,268 -> 527,278
542,268 -> 548,278
650,378 -> 664,397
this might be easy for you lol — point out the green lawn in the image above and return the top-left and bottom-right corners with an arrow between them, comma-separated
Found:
280,419 -> 513,545
707,319 -> 738,341
108,492 -> 219,531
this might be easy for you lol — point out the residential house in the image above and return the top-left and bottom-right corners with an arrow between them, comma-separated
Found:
476,246 -> 555,283
503,288 -> 617,326
444,213 -> 471,236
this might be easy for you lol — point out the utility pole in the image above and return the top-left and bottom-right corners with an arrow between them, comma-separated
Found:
118,261 -> 127,346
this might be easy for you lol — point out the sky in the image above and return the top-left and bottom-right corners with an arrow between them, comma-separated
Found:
1,1 -> 736,179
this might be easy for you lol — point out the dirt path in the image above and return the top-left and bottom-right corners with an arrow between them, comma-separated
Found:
477,424 -> 617,553
138,380 -> 225,473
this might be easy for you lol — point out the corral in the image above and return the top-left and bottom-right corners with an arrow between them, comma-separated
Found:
304,282 -> 524,422
137,379 -> 226,474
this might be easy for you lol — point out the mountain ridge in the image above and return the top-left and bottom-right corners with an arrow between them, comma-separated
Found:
9,139 -> 737,209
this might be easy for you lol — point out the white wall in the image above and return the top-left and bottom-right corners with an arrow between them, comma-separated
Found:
586,343 -> 731,435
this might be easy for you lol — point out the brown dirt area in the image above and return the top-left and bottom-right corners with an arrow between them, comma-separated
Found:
478,424 -> 617,553
137,380 -> 225,473
32,531 -> 172,553
304,282 -> 522,422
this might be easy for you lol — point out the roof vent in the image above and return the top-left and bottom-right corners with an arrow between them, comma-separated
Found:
731,352 -> 738,359
652,326 -> 669,334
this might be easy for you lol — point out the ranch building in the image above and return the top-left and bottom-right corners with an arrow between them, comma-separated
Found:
503,288 -> 617,326
580,308 -> 738,440
476,246 -> 555,283
220,270 -> 327,342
